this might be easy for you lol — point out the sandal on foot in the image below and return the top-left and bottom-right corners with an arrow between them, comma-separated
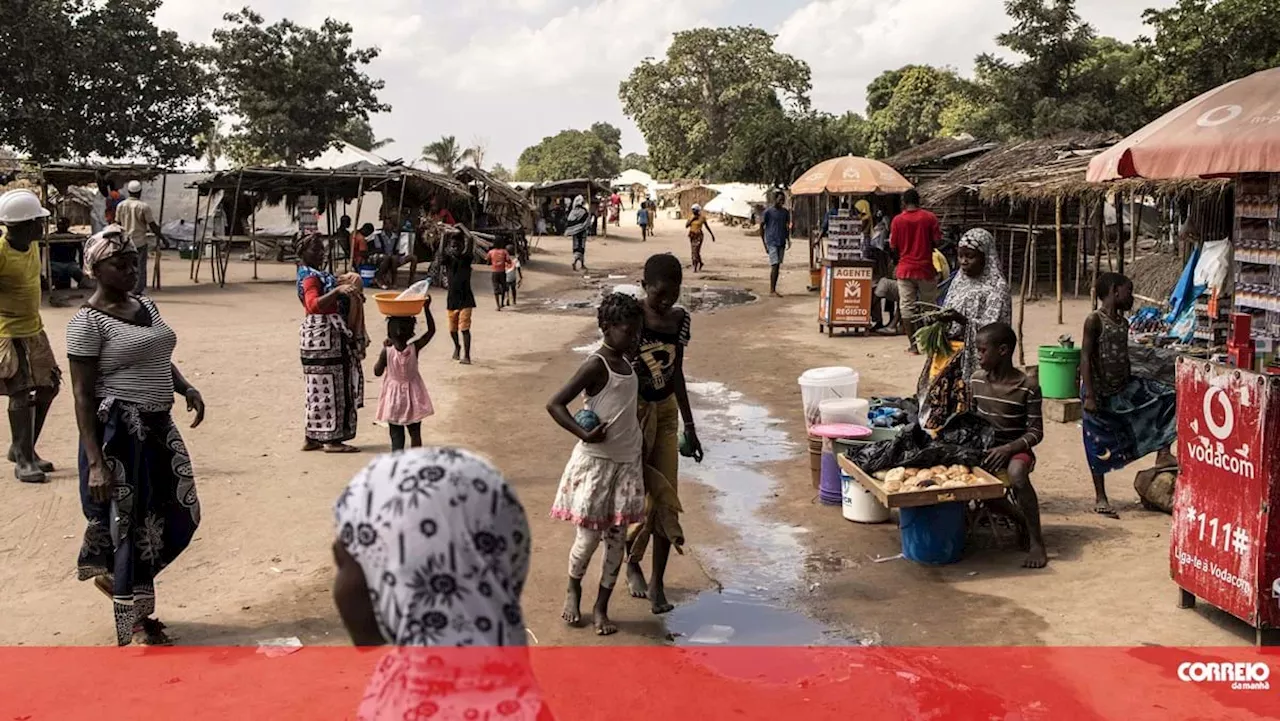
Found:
323,444 -> 360,454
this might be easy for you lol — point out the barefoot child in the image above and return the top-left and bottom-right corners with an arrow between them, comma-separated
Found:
374,303 -> 436,451
1081,272 -> 1177,518
685,204 -> 715,274
547,293 -> 647,635
487,241 -> 510,311
505,251 -> 522,307
970,322 -> 1048,568
626,253 -> 703,614
443,227 -> 476,365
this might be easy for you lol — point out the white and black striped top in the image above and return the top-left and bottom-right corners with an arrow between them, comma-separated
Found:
66,295 -> 178,408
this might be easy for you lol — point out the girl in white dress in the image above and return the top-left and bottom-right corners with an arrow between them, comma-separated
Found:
546,293 -> 646,636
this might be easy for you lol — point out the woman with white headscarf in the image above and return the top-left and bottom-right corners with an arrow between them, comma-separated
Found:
564,196 -> 591,271
916,228 -> 1011,430
332,448 -> 551,720
68,225 -> 206,646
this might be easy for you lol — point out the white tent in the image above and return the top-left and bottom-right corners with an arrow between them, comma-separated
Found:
612,169 -> 654,188
702,183 -> 770,220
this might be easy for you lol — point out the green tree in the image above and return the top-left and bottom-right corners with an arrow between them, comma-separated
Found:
589,122 -> 623,154
207,8 -> 389,166
621,152 -> 652,173
972,0 -> 1099,138
515,129 -> 621,182
720,109 -> 869,187
1137,0 -> 1280,113
421,135 -> 465,174
339,117 -> 394,151
0,0 -> 212,163
866,66 -> 974,157
620,27 -> 812,178
489,163 -> 514,182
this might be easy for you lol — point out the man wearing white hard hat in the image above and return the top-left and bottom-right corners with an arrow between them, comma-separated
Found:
0,189 -> 61,483
114,180 -> 166,294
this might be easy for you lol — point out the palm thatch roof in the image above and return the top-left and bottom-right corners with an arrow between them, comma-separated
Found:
920,131 -> 1120,205
881,136 -> 999,172
193,166 -> 469,207
527,178 -> 611,199
26,162 -> 167,191
455,166 -> 532,210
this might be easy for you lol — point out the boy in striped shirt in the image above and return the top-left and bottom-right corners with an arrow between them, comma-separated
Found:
971,322 -> 1047,569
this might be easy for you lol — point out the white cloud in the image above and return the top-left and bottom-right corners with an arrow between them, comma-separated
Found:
776,0 -> 1175,117
150,0 -> 1177,168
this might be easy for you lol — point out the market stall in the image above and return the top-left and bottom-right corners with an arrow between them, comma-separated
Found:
194,166 -> 470,287
789,156 -> 913,335
527,178 -> 612,237
1088,65 -> 1280,644
455,166 -> 535,263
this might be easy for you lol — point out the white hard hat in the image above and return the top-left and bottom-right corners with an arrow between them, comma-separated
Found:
691,203 -> 701,212
127,180 -> 142,193
0,190 -> 51,224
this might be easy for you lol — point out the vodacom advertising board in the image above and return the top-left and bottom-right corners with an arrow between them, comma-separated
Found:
1171,358 -> 1280,629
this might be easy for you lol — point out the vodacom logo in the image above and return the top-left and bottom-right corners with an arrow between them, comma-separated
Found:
1203,387 -> 1234,441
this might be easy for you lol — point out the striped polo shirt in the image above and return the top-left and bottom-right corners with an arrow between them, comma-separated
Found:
66,295 -> 178,408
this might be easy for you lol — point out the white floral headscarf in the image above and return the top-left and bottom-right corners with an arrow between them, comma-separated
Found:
336,448 -> 545,721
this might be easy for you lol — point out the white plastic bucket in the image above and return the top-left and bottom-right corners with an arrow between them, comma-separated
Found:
798,367 -> 859,428
842,473 -> 891,523
820,397 -> 870,427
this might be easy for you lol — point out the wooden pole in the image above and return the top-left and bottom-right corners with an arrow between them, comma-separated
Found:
1055,195 -> 1064,324
1129,194 -> 1140,270
189,191 -> 202,280
1075,201 -> 1086,298
1093,197 -> 1104,309
219,171 -> 244,287
251,195 -> 258,280
193,190 -> 216,283
154,173 -> 167,291
394,175 -> 413,285
351,176 -> 366,269
1116,195 -> 1126,276
1018,205 -> 1035,367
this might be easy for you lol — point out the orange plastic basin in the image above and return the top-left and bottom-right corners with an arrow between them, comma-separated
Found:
374,292 -> 428,317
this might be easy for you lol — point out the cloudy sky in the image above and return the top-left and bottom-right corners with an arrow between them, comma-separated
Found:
156,0 -> 1174,169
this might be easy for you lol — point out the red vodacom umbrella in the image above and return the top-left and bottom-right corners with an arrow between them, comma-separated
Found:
1088,66 -> 1280,181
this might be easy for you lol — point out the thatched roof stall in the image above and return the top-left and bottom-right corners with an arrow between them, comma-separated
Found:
660,184 -> 720,219
455,166 -> 534,228
883,136 -> 999,187
191,166 -> 471,286
30,162 -> 167,192
527,178 -> 611,201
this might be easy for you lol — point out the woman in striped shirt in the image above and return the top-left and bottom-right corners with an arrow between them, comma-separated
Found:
67,227 -> 206,645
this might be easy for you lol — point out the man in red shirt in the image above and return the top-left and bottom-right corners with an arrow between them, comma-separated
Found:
890,189 -> 942,354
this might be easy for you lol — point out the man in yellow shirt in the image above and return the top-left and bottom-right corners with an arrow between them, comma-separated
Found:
0,189 -> 61,483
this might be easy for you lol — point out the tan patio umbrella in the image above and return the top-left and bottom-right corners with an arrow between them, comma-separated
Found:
1088,66 -> 1280,181
789,155 -> 914,196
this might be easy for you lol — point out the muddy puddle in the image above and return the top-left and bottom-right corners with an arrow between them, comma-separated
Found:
537,283 -> 758,316
667,382 -> 870,647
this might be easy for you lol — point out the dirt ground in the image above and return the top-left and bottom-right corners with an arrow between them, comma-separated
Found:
0,208 -> 1257,649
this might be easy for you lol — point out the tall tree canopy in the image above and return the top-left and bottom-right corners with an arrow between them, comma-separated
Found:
621,153 -> 652,174
0,0 -> 211,163
340,117 -> 393,152
515,129 -> 621,182
720,109 -> 869,187
207,8 -> 388,166
620,26 -> 811,178
866,66 -> 974,157
1137,0 -> 1280,113
421,136 -> 465,175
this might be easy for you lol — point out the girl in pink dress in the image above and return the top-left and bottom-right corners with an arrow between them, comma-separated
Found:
374,302 -> 436,451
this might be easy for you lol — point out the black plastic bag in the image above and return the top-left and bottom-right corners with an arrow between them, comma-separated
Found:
847,413 -> 996,473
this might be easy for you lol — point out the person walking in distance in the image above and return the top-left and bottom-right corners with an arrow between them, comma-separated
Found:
114,180 -> 167,295
443,227 -> 477,365
760,192 -> 791,297
890,188 -> 942,354
0,190 -> 61,483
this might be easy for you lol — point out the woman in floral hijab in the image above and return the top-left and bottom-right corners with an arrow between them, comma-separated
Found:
333,448 -> 552,721
917,228 -> 1012,430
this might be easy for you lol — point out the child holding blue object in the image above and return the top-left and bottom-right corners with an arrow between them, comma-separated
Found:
546,293 -> 646,636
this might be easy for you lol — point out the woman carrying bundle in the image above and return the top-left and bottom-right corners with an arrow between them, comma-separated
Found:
915,228 -> 1011,431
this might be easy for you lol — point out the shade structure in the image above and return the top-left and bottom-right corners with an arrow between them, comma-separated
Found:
790,155 -> 914,196
1088,66 -> 1280,182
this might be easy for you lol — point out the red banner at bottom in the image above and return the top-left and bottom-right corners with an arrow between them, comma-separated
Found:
2,646 -> 1277,720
